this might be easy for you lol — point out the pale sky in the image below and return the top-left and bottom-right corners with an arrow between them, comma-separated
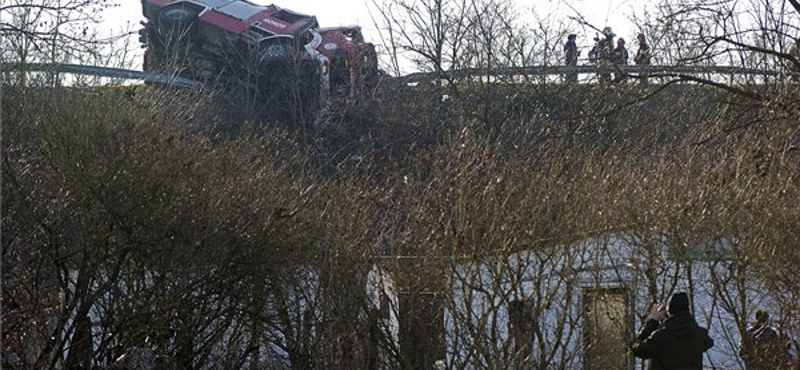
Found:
99,0 -> 653,69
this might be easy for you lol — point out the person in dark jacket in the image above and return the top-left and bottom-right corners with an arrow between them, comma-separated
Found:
612,37 -> 629,65
634,33 -> 652,84
596,27 -> 615,83
612,38 -> 629,83
632,292 -> 714,370
634,33 -> 651,66
564,34 -> 579,83
739,309 -> 791,369
588,35 -> 599,64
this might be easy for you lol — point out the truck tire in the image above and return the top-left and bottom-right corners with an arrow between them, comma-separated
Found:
257,40 -> 295,67
157,4 -> 199,39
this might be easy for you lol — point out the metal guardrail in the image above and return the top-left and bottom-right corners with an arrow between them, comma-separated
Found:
2,62 -> 797,87
0,63 -> 198,88
400,64 -> 800,83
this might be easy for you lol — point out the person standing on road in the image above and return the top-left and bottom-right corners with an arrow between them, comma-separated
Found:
634,33 -> 651,66
634,33 -> 652,84
612,37 -> 629,83
588,34 -> 599,64
597,27 -> 615,83
632,292 -> 714,370
564,34 -> 579,83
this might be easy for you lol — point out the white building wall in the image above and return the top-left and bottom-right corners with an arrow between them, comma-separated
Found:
445,235 -> 795,370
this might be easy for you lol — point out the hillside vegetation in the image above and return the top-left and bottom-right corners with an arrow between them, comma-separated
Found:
3,79 -> 799,368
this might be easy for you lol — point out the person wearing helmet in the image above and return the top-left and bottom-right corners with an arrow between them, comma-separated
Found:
596,27 -> 615,83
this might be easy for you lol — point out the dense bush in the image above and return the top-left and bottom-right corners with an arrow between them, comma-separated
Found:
2,79 -> 799,369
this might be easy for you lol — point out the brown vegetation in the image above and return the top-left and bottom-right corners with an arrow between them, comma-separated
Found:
3,75 -> 799,369
3,0 -> 800,369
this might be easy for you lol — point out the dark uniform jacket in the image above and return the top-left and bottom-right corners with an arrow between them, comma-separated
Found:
632,312 -> 714,370
564,40 -> 578,66
739,323 -> 790,369
612,45 -> 629,65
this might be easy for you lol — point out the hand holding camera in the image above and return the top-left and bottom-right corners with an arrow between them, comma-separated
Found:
648,302 -> 668,322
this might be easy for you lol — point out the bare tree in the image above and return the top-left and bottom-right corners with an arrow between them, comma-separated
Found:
0,0 -> 122,85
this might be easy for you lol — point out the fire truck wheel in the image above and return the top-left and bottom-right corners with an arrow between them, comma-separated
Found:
157,4 -> 199,35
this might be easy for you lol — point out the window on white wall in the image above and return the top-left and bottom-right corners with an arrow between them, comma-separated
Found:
582,287 -> 632,370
